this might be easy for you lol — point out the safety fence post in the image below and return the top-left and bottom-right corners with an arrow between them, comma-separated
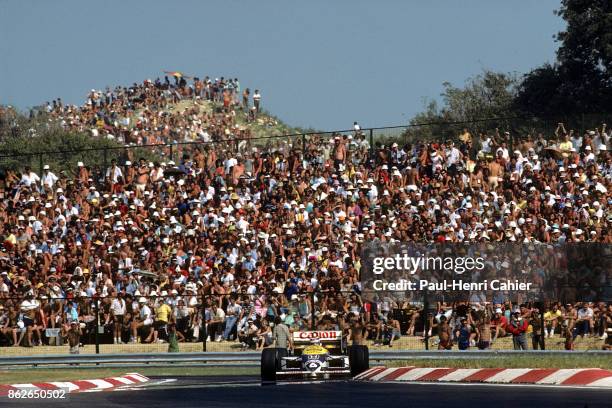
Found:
540,291 -> 546,350
311,291 -> 316,331
95,300 -> 100,354
423,288 -> 429,351
202,295 -> 207,352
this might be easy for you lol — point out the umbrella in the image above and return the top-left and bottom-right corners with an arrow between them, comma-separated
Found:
544,146 -> 566,159
163,71 -> 192,79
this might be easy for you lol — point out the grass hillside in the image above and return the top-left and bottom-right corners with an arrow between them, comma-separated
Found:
0,98 -> 310,173
164,99 -> 303,140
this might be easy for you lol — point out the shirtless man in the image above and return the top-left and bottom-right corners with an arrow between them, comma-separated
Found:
348,316 -> 367,346
488,156 -> 504,190
437,315 -> 452,350
476,312 -> 492,349
135,158 -> 149,196
232,158 -> 245,185
333,137 -> 346,170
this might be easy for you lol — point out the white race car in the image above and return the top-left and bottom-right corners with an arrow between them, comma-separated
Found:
261,330 -> 369,383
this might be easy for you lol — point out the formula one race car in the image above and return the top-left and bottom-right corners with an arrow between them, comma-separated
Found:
261,330 -> 369,383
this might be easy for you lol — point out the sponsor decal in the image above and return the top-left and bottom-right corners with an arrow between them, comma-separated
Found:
294,331 -> 341,340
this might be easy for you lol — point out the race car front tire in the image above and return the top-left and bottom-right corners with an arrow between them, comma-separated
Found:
348,345 -> 369,377
261,347 -> 287,382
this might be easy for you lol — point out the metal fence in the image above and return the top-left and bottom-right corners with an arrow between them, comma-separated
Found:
0,113 -> 610,175
1,289 -> 608,357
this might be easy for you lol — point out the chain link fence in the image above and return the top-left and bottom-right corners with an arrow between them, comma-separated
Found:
1,113 -> 610,176
1,287 -> 608,356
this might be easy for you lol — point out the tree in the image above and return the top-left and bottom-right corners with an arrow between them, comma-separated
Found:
0,106 -> 157,173
515,0 -> 612,115
406,70 -> 519,141
556,0 -> 612,84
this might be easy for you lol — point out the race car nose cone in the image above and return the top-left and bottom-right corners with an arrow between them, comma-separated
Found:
306,361 -> 320,371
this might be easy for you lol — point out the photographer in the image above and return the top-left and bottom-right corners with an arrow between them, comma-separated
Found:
506,310 -> 528,350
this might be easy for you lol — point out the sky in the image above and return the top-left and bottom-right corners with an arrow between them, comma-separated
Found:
0,0 -> 565,130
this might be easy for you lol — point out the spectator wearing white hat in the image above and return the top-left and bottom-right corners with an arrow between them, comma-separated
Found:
131,297 -> 152,343
41,165 -> 59,190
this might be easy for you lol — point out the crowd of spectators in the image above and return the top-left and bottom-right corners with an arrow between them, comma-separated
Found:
42,74 -> 269,150
0,76 -> 611,351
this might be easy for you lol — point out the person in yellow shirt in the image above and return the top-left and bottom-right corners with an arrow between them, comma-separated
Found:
544,305 -> 562,338
145,301 -> 173,343
559,134 -> 573,151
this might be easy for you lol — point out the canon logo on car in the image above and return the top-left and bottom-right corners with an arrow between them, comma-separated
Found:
294,331 -> 341,340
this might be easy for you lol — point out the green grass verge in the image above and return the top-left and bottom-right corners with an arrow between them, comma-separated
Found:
383,355 -> 612,370
2,334 -> 603,357
0,366 -> 259,384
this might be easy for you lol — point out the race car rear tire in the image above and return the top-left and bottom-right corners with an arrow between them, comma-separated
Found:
261,347 -> 286,382
348,345 -> 369,377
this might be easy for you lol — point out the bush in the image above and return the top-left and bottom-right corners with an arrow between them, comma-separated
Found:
0,109 -> 161,174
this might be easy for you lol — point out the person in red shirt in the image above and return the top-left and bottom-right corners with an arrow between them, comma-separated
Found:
491,308 -> 507,341
506,311 -> 529,350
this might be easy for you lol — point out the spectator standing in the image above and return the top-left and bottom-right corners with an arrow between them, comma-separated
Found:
20,166 -> 40,189
436,315 -> 452,350
111,293 -> 126,344
455,318 -> 472,350
146,299 -> 172,343
41,165 -> 59,191
20,293 -> 39,347
253,90 -> 261,112
348,315 -> 366,346
242,88 -> 250,110
63,321 -> 82,355
131,297 -> 152,343
105,159 -> 123,193
272,316 -> 292,351
223,297 -> 241,341
476,312 -> 492,350
507,311 -> 529,350
529,308 -> 543,350
491,308 -> 508,342
167,323 -> 184,352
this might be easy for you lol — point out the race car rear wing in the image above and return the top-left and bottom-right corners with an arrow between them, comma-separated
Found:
292,331 -> 343,346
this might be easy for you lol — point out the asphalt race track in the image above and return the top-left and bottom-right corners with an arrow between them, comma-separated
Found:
2,376 -> 610,408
